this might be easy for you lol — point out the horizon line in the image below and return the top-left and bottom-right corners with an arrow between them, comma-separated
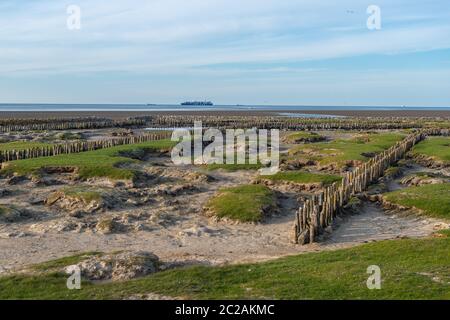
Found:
1,103 -> 450,108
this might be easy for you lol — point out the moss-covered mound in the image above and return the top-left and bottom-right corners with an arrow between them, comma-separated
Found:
205,184 -> 276,222
283,131 -> 326,144
1,139 -> 176,180
45,186 -> 115,213
410,137 -> 450,168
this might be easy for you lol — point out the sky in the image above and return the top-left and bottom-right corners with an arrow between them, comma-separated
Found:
1,0 -> 450,106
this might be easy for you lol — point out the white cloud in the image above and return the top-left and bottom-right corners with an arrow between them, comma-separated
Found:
1,0 -> 449,75
0,0 -> 450,105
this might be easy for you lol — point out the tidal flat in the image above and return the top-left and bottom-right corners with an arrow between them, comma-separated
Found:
0,114 -> 449,299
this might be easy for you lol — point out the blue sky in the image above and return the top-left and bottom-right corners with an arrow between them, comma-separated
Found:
1,0 -> 450,106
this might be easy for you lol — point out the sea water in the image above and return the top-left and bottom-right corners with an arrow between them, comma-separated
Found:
0,103 -> 449,113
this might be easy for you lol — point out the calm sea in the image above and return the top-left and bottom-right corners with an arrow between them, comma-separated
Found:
0,104 -> 449,112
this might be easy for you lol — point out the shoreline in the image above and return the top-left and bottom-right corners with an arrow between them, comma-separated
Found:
1,109 -> 450,119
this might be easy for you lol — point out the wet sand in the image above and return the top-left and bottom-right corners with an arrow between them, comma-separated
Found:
1,109 -> 450,119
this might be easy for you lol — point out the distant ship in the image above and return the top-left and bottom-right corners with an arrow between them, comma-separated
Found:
181,101 -> 214,106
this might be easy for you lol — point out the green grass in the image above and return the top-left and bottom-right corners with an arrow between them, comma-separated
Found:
262,171 -> 342,185
288,133 -> 405,167
205,184 -> 275,222
63,188 -> 102,203
47,187 -> 103,204
384,183 -> 450,219
0,139 -> 176,180
0,141 -> 53,151
1,231 -> 449,299
412,137 -> 450,164
32,252 -> 102,272
284,131 -> 325,143
54,132 -> 83,140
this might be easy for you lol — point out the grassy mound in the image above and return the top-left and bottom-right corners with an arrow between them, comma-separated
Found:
205,184 -> 275,222
1,231 -> 449,299
383,183 -> 450,219
411,137 -> 450,164
288,133 -> 405,167
61,187 -> 102,202
1,139 -> 176,180
261,171 -> 341,185
54,132 -> 83,140
46,187 -> 103,206
284,131 -> 325,144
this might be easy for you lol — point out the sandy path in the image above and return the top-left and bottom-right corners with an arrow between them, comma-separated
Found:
1,195 -> 446,273
324,202 -> 445,245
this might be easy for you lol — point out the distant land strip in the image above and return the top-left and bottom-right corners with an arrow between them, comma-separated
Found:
1,109 -> 450,120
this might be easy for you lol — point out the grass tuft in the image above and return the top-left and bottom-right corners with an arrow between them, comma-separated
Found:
205,184 -> 275,222
284,131 -> 325,144
58,187 -> 103,203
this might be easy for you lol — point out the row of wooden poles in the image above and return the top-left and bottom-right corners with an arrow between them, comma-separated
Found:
0,117 -> 147,132
0,132 -> 172,163
148,115 -> 430,130
424,128 -> 450,136
294,131 -> 427,244
1,115 -> 447,132
293,127 -> 450,244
